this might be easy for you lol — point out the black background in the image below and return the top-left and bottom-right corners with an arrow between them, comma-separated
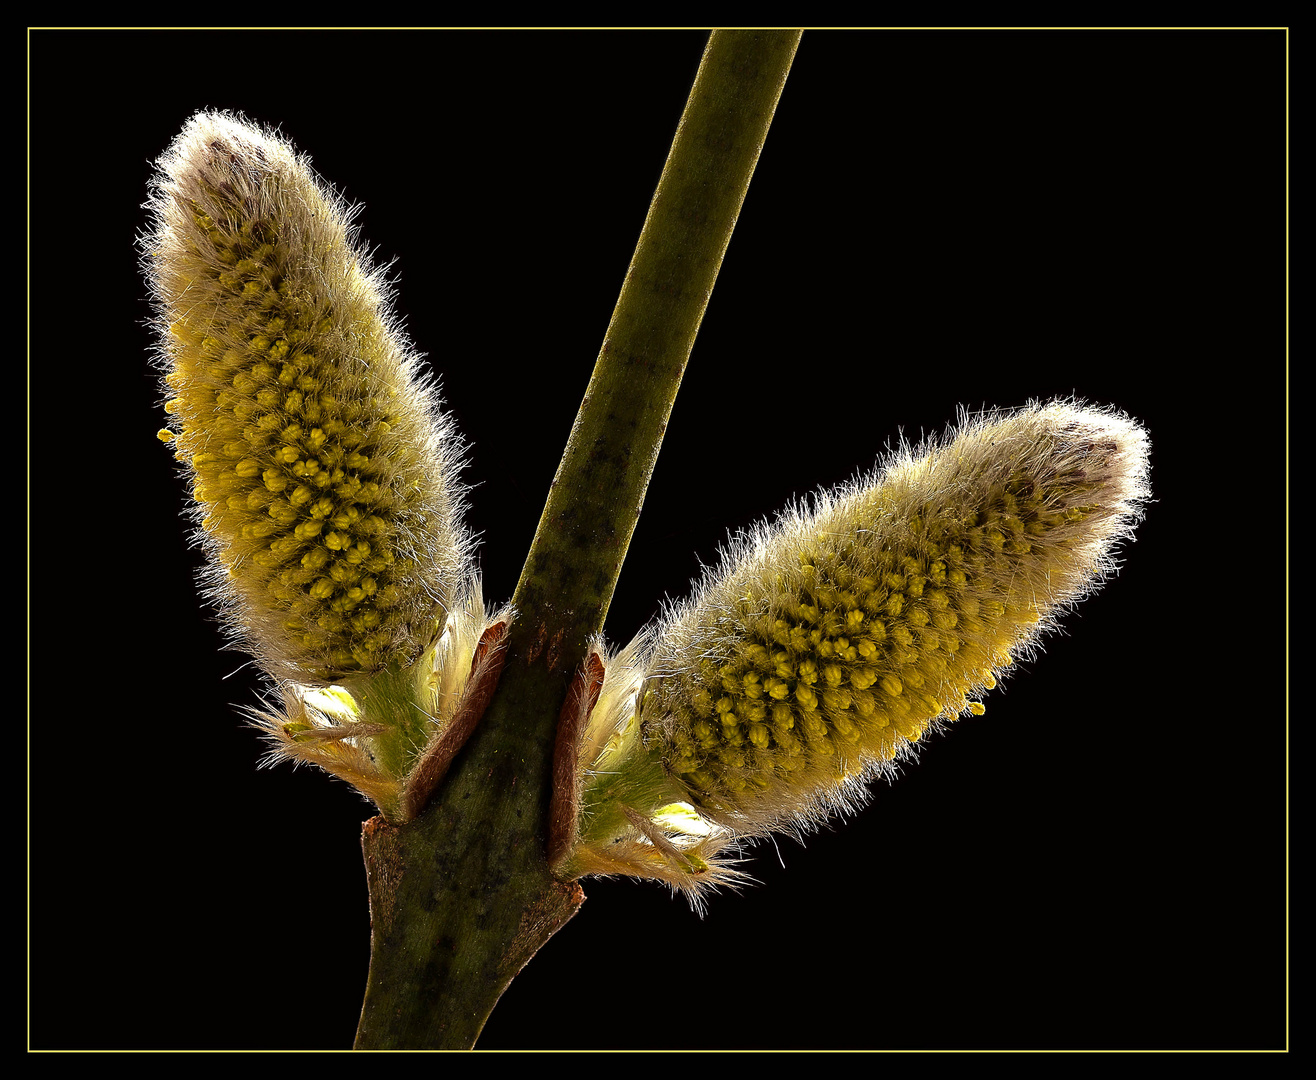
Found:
29,29 -> 1286,1050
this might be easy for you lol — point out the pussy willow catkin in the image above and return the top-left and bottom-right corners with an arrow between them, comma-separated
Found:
565,402 -> 1149,895
641,401 -> 1150,833
145,112 -> 468,686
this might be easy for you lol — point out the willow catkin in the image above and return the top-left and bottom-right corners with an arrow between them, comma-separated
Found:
145,111 -> 468,686
645,401 -> 1150,830
565,401 -> 1150,896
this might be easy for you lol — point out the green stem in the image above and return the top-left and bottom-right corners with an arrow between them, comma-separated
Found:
353,30 -> 801,1050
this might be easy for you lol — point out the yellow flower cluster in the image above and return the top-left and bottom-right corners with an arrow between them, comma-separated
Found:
146,112 -> 468,685
563,402 -> 1149,896
644,401 -> 1149,830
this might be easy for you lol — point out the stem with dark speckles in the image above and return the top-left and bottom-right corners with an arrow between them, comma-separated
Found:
353,30 -> 801,1049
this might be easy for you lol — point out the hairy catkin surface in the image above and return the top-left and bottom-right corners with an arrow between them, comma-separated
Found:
145,112 -> 467,684
640,402 -> 1150,834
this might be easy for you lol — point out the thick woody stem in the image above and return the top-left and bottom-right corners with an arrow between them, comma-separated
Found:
353,30 -> 801,1049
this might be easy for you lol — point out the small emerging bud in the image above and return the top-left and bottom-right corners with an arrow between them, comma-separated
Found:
561,401 -> 1150,899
